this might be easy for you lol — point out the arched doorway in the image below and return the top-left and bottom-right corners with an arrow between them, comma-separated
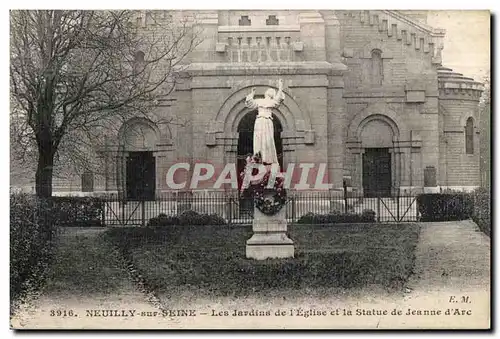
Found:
118,118 -> 159,200
359,118 -> 394,197
236,110 -> 283,215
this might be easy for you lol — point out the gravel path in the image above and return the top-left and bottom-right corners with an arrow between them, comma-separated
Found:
407,220 -> 490,291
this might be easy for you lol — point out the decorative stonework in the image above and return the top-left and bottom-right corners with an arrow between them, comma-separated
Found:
266,15 -> 279,25
438,66 -> 483,101
406,90 -> 425,103
205,85 -> 315,149
358,10 -> 445,65
239,16 -> 251,26
405,81 -> 426,103
360,42 -> 394,59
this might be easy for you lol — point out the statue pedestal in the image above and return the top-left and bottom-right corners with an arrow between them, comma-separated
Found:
246,207 -> 294,260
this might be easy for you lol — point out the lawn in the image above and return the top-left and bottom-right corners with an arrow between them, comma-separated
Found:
104,223 -> 420,297
42,228 -> 133,296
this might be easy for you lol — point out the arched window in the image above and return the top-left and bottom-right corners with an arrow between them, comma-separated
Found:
133,51 -> 145,73
465,117 -> 474,154
371,49 -> 383,86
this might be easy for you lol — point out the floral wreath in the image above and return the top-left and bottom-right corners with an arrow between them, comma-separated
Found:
239,153 -> 287,216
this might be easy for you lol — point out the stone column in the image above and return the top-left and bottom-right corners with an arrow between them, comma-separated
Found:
105,150 -> 118,192
327,77 -> 346,190
400,148 -> 410,188
190,11 -> 219,62
115,152 -> 127,199
389,148 -> 396,195
298,11 -> 326,62
350,148 -> 364,195
281,133 -> 298,171
394,149 -> 402,193
223,136 -> 239,220
324,11 -> 348,190
412,148 -> 423,190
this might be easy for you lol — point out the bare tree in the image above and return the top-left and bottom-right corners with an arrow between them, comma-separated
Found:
10,10 -> 197,197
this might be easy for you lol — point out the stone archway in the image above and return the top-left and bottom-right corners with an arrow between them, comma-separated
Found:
236,109 -> 285,183
113,117 -> 174,198
118,117 -> 160,152
206,85 -> 315,183
358,118 -> 396,197
346,104 -> 410,196
116,118 -> 160,200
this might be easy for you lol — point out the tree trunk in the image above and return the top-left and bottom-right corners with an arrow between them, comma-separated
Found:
35,151 -> 54,198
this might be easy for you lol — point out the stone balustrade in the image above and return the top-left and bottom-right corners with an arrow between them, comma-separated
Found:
217,26 -> 303,63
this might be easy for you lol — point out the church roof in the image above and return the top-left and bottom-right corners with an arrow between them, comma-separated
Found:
438,66 -> 482,86
437,66 -> 483,94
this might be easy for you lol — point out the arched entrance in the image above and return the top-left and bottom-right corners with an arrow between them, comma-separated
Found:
360,119 -> 394,197
118,118 -> 159,200
210,85 -> 314,192
236,110 -> 283,215
237,110 -> 283,183
347,107 -> 411,197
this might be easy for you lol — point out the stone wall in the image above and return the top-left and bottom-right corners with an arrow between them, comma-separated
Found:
334,10 -> 441,193
45,10 -> 483,196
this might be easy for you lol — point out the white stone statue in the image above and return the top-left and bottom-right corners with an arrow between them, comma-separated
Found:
245,79 -> 285,165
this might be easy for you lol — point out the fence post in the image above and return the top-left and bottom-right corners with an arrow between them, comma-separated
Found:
228,196 -> 233,224
121,198 -> 126,226
396,189 -> 400,222
343,180 -> 348,214
377,196 -> 381,222
141,200 -> 146,227
101,200 -> 106,227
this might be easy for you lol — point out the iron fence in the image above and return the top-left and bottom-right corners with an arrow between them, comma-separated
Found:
100,190 -> 420,226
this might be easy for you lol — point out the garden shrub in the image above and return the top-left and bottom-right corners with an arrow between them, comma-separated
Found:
49,196 -> 104,227
416,193 -> 473,222
361,209 -> 377,222
148,213 -> 180,227
10,194 -> 59,306
147,210 -> 227,227
471,187 -> 491,236
296,209 -> 376,224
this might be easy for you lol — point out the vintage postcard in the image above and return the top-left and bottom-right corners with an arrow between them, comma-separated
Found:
9,9 -> 490,330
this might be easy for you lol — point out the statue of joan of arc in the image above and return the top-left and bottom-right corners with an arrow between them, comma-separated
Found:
245,79 -> 285,165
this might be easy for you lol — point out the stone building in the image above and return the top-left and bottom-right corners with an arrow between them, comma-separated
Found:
66,10 -> 484,197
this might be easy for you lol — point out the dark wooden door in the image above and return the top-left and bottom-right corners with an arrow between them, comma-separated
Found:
126,151 -> 155,201
363,148 -> 391,197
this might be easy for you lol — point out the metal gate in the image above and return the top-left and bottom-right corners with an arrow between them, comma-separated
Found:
101,191 -> 420,226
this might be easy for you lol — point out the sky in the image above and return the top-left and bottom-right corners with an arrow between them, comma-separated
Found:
426,10 -> 490,82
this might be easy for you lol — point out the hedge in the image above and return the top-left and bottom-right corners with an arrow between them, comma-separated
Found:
148,210 -> 227,227
416,193 -> 473,222
49,196 -> 104,227
297,209 -> 376,224
472,188 -> 491,236
10,194 -> 59,306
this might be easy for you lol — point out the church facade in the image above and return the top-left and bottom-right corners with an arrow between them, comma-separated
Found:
63,10 -> 483,197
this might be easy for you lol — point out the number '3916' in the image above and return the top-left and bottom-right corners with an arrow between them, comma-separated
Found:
50,310 -> 76,317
